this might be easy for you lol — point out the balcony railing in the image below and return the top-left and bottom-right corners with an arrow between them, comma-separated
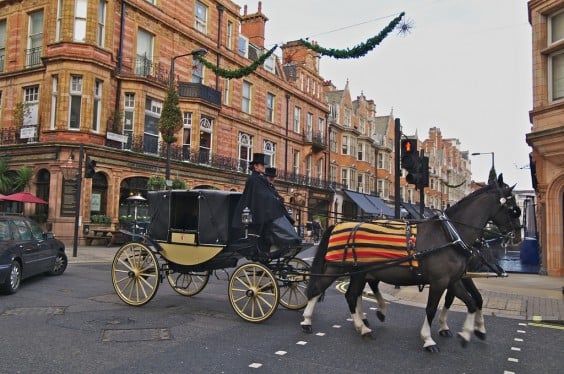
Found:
105,137 -> 338,190
25,47 -> 42,68
178,82 -> 221,107
134,55 -> 169,85
303,130 -> 327,152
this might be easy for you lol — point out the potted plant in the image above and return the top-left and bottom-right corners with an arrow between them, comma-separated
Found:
147,175 -> 166,190
171,177 -> 187,190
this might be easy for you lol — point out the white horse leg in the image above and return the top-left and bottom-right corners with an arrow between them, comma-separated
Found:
474,309 -> 486,339
373,289 -> 387,322
420,317 -> 438,349
301,295 -> 320,333
438,306 -> 453,337
457,312 -> 476,347
351,296 -> 372,336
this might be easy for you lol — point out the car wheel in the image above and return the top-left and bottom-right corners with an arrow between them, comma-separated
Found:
0,261 -> 22,294
48,252 -> 68,276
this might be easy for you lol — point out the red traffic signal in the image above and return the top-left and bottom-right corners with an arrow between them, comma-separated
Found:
401,139 -> 417,155
401,139 -> 418,171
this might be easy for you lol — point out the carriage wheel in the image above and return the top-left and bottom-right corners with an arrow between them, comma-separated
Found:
228,263 -> 279,323
111,242 -> 160,306
167,270 -> 210,296
278,258 -> 310,310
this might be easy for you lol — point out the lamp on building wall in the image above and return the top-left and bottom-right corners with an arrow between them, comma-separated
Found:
169,48 -> 208,87
61,151 -> 78,181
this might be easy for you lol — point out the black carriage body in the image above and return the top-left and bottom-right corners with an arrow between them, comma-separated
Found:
148,189 -> 241,245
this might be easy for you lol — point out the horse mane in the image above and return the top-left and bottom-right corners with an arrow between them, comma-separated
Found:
445,182 -> 500,217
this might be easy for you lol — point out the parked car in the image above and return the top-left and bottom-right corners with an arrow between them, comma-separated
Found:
0,214 -> 67,294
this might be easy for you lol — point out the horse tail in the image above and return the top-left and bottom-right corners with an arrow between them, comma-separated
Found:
310,224 -> 334,273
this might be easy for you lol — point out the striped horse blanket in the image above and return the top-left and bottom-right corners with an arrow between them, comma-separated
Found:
325,220 -> 418,267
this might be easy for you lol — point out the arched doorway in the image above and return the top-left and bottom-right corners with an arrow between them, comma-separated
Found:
90,172 -> 108,217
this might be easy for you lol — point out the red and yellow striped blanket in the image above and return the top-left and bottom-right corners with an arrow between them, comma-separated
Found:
325,220 -> 418,266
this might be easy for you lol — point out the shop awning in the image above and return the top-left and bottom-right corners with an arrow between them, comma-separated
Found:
401,202 -> 434,219
343,190 -> 395,217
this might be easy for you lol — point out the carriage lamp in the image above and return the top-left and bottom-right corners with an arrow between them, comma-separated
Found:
241,207 -> 253,226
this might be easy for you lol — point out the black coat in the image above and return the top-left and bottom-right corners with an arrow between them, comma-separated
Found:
232,171 -> 289,229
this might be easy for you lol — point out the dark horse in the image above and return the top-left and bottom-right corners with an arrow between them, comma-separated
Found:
301,174 -> 521,352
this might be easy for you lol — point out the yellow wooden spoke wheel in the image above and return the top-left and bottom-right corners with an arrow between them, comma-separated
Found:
228,263 -> 279,323
111,243 -> 159,306
167,270 -> 210,296
278,258 -> 310,310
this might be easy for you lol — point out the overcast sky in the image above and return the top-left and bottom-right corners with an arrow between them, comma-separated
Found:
234,0 -> 533,190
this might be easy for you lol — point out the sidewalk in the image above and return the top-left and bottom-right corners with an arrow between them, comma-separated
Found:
68,245 -> 563,321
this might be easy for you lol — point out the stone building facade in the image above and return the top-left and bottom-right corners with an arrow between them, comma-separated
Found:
527,0 -> 564,276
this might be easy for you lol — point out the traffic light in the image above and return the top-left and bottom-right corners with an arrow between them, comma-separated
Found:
405,156 -> 429,190
85,156 -> 96,178
400,139 -> 418,170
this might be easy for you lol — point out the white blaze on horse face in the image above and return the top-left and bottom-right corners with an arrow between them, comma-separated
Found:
421,317 -> 437,348
301,295 -> 320,326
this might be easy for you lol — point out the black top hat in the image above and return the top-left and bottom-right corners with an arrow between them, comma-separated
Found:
249,153 -> 266,166
264,167 -> 277,178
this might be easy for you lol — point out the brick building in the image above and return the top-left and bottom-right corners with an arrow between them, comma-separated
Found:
0,0 -> 472,245
527,0 -> 564,276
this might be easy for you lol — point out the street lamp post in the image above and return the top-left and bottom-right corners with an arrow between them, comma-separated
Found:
169,48 -> 208,88
471,151 -> 495,180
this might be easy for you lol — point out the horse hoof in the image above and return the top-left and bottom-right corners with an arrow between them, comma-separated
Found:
361,332 -> 373,339
474,330 -> 486,340
362,318 -> 370,327
425,345 -> 440,353
376,311 -> 386,322
457,334 -> 469,348
301,325 -> 313,334
439,329 -> 453,338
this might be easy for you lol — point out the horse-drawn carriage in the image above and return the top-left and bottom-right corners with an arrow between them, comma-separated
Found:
110,189 -> 310,322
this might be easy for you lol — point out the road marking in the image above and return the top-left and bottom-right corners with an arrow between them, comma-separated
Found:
507,358 -> 519,363
532,315 -> 542,322
516,330 -> 526,333
511,347 -> 521,351
528,322 -> 564,330
503,371 -> 516,374
296,341 -> 307,345
249,363 -> 262,368
275,351 -> 287,356
332,325 -> 342,328
518,322 -> 527,326
316,332 -> 326,336
514,338 -> 524,342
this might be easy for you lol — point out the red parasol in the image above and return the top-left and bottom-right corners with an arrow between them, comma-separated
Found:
1,192 -> 48,204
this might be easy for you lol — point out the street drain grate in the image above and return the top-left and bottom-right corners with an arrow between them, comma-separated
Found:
101,328 -> 172,342
1,306 -> 66,316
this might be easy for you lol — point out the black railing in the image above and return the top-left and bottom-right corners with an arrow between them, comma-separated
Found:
303,130 -> 327,151
25,47 -> 42,68
134,56 -> 168,85
177,82 -> 222,107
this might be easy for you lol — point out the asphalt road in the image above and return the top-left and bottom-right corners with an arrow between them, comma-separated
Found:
0,262 -> 562,373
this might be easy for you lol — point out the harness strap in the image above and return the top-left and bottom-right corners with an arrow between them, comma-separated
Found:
343,222 -> 364,266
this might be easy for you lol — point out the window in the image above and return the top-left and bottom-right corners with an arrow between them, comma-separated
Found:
92,80 -> 102,132
341,168 -> 349,188
293,150 -> 300,175
342,135 -> 349,155
358,142 -> 364,161
266,92 -> 275,122
238,35 -> 248,57
359,118 -> 365,134
123,93 -> 135,150
136,29 -> 154,76
242,81 -> 252,113
357,174 -> 364,193
192,59 -> 204,83
293,106 -> 301,133
74,0 -> 87,42
55,0 -> 62,41
27,11 -> 43,67
305,154 -> 312,182
264,140 -> 275,166
316,158 -> 323,182
97,0 -> 106,47
0,91 -> 2,124
143,97 -> 161,154
195,1 -> 208,34
330,165 -> 337,185
549,11 -> 564,102
222,78 -> 230,105
263,55 -> 275,73
69,76 -> 82,129
306,112 -> 313,139
238,132 -> 252,171
317,117 -> 324,139
226,21 -> 234,50
182,112 -> 192,161
198,116 -> 212,164
0,20 -> 6,72
344,108 -> 351,127
48,75 -> 59,130
330,130 -> 336,152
